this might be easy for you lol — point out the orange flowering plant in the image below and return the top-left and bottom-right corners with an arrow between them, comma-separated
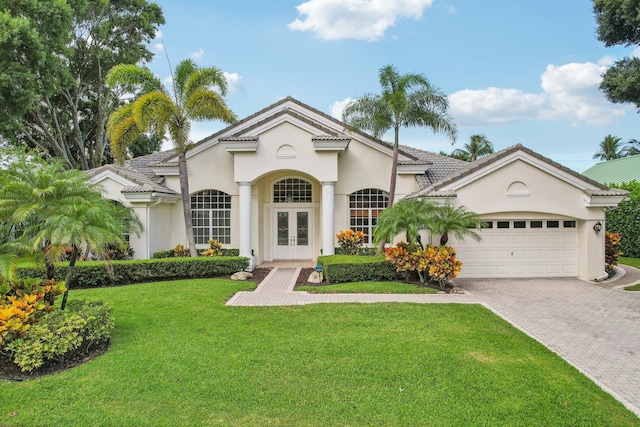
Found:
336,229 -> 366,255
384,243 -> 462,288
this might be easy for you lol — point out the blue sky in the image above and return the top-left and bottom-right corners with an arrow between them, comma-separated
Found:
147,0 -> 640,172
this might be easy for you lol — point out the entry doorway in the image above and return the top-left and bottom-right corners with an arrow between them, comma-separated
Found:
273,208 -> 313,260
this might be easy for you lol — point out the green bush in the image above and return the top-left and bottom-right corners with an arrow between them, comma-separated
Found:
4,300 -> 113,372
16,257 -> 249,289
153,248 -> 240,258
334,247 -> 378,256
607,181 -> 640,258
317,255 -> 397,284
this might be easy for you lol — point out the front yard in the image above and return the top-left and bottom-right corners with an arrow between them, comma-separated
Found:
1,278 -> 638,426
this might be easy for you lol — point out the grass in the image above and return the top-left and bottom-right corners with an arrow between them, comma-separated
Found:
619,257 -> 640,291
1,279 -> 639,426
297,281 -> 438,294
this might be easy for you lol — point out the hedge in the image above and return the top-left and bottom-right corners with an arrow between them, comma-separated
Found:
333,247 -> 378,256
316,255 -> 397,284
16,257 -> 249,289
606,181 -> 640,258
153,248 -> 240,258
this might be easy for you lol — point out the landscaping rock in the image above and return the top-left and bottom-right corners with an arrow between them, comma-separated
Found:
307,271 -> 323,284
231,271 -> 253,281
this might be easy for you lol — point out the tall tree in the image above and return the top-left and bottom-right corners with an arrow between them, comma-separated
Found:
450,134 -> 494,162
342,65 -> 457,206
593,0 -> 640,110
0,150 -> 141,309
593,134 -> 625,161
107,59 -> 237,257
624,138 -> 640,156
0,0 -> 164,170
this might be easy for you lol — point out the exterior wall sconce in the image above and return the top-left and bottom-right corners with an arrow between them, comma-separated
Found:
593,221 -> 603,234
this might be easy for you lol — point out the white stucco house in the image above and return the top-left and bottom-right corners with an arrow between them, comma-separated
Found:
88,97 -> 626,281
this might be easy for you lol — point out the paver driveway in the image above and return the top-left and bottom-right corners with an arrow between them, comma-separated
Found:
456,276 -> 640,417
228,266 -> 640,417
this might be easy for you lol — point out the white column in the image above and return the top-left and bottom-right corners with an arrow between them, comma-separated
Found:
321,181 -> 336,256
238,182 -> 254,270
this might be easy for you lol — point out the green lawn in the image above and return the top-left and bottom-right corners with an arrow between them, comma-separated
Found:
1,279 -> 638,426
297,281 -> 438,294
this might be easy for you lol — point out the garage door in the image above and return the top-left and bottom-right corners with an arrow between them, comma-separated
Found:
451,219 -> 578,278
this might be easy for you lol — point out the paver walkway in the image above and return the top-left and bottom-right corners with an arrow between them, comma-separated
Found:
226,265 -> 640,417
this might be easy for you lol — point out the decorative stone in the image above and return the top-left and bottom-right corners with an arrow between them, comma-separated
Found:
307,271 -> 323,284
450,286 -> 465,294
231,271 -> 253,281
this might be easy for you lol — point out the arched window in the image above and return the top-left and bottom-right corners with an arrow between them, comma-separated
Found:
349,189 -> 388,244
191,190 -> 231,245
273,178 -> 312,203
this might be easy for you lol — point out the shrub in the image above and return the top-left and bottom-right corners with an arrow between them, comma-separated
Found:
334,247 -> 378,256
4,300 -> 113,372
0,278 -> 66,345
606,181 -> 640,258
200,239 -> 223,257
16,257 -> 249,289
153,249 -> 175,259
385,243 -> 462,288
317,255 -> 397,284
605,231 -> 622,275
173,244 -> 190,257
336,229 -> 366,255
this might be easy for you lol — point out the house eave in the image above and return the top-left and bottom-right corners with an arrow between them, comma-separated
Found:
312,138 -> 350,152
398,164 -> 430,174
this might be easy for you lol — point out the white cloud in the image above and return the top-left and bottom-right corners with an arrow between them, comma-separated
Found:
330,97 -> 353,119
223,72 -> 244,95
190,48 -> 204,60
449,60 -> 626,127
288,0 -> 434,41
154,43 -> 164,52
154,29 -> 163,39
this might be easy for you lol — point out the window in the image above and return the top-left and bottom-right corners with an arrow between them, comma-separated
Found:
191,190 -> 231,245
349,189 -> 388,244
497,221 -> 510,229
514,221 -> 526,229
273,178 -> 312,203
483,221 -> 493,229
563,220 -> 576,228
547,220 -> 560,228
530,220 -> 543,228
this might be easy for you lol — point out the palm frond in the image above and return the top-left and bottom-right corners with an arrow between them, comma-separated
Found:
184,66 -> 228,98
184,88 -> 237,123
106,64 -> 163,94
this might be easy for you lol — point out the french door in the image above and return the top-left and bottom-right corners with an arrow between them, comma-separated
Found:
273,208 -> 313,260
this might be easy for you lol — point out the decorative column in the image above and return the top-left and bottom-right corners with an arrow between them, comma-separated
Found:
321,181 -> 336,256
238,182 -> 253,270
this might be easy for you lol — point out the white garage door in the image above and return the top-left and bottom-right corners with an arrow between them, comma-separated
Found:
451,219 -> 579,278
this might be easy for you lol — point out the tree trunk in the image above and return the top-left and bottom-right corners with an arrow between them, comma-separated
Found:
440,233 -> 449,246
61,245 -> 79,310
387,125 -> 400,207
178,153 -> 198,257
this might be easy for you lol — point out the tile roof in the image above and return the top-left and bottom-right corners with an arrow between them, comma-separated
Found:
407,144 -> 620,199
87,163 -> 178,195
582,155 -> 640,186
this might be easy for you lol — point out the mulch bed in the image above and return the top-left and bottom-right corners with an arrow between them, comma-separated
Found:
0,341 -> 110,381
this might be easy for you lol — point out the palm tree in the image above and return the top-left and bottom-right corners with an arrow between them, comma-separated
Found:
373,199 -> 435,247
342,65 -> 457,206
0,151 -> 141,308
106,60 -> 237,257
624,138 -> 640,156
593,135 -> 625,161
451,134 -> 494,162
426,203 -> 483,246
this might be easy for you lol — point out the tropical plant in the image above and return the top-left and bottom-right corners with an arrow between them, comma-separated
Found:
450,134 -> 494,162
107,59 -> 237,257
336,230 -> 366,255
0,150 -> 141,309
624,138 -> 640,156
593,134 -> 625,161
373,199 -> 435,247
342,65 -> 457,206
426,203 -> 483,246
